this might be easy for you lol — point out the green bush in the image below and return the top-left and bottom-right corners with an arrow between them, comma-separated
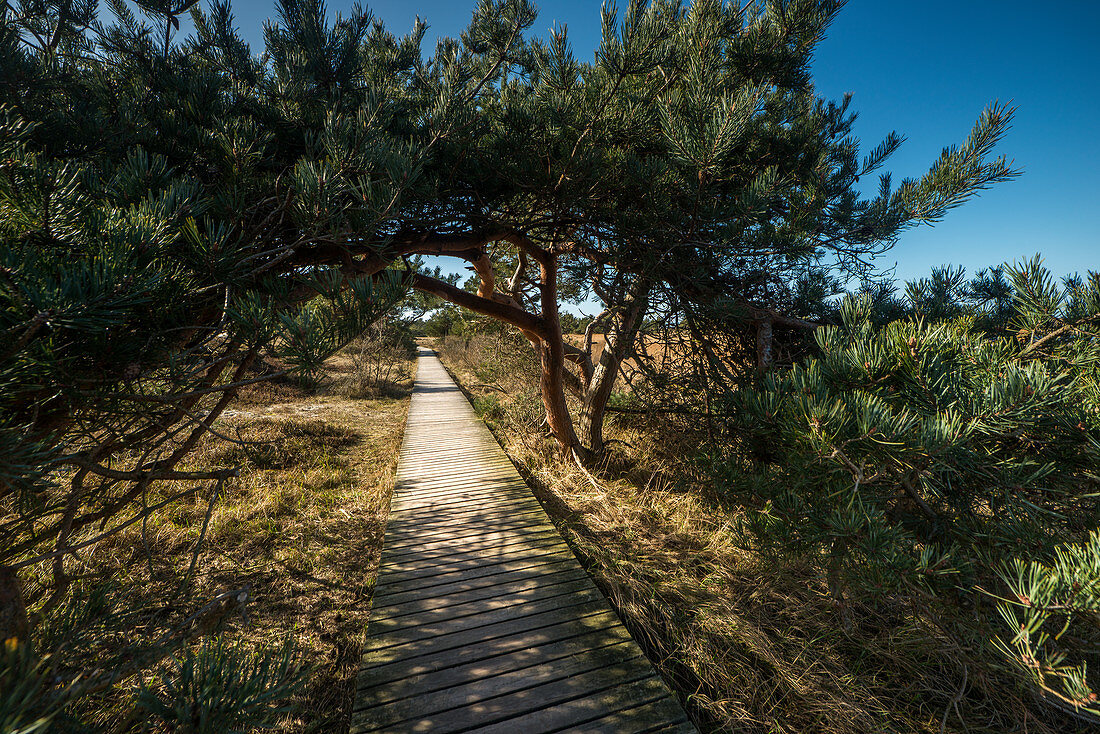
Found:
996,531 -> 1100,717
721,261 -> 1100,718
135,637 -> 305,734
472,395 -> 504,422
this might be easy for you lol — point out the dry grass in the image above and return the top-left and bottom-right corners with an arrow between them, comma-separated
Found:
79,348 -> 413,732
435,334 -> 1071,734
562,330 -> 755,394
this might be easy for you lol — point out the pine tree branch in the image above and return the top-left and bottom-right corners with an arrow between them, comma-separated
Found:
411,273 -> 547,338
1019,316 -> 1100,357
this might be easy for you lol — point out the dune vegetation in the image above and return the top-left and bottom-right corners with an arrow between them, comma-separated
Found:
2,0 -> 1097,731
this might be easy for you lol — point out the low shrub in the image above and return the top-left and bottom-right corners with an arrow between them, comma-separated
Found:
723,284 -> 1100,719
339,320 -> 416,398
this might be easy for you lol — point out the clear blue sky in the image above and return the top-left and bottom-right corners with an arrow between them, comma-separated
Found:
217,0 -> 1099,283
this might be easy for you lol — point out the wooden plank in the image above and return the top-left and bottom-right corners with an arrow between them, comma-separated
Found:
367,578 -> 601,633
365,581 -> 602,638
377,526 -> 564,560
356,626 -> 636,710
390,500 -> 541,518
361,610 -> 624,686
354,348 -> 694,733
369,565 -> 588,612
394,478 -> 532,494
387,499 -> 544,523
384,507 -> 549,536
390,493 -> 540,515
381,511 -> 551,546
391,485 -> 540,508
355,662 -> 657,734
390,482 -> 538,503
369,572 -> 594,624
391,492 -> 538,511
363,588 -> 609,651
371,553 -> 577,598
371,548 -> 577,592
353,641 -> 644,732
381,523 -> 558,554
462,677 -> 687,734
377,535 -> 570,573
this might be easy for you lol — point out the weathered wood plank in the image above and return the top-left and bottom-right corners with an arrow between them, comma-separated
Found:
371,549 -> 578,593
369,572 -> 595,624
380,512 -> 552,546
389,495 -> 541,516
391,493 -> 539,512
371,554 -> 576,597
461,677 -> 688,734
363,588 -> 608,651
377,526 -> 565,559
360,609 -> 624,687
356,626 -> 636,709
376,535 -> 570,572
354,348 -> 694,733
353,641 -> 644,732
355,664 -> 657,734
368,578 -> 602,633
369,566 -> 588,613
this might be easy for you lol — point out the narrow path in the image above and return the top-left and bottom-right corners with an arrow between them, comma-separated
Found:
352,348 -> 694,733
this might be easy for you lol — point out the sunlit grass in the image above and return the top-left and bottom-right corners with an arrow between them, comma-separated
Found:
435,334 -> 1062,734
73,349 -> 413,732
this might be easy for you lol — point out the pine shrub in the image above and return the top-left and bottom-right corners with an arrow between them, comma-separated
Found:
722,261 -> 1100,719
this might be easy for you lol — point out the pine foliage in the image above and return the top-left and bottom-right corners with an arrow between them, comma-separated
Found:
725,260 -> 1100,720
2,0 -> 407,725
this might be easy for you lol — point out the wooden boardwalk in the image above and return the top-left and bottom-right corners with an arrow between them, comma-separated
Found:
352,348 -> 694,733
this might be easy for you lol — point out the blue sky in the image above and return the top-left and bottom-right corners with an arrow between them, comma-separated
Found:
217,0 -> 1099,284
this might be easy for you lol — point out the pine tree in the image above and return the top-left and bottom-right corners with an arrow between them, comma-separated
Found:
1,0 -> 412,725
378,0 -> 1017,459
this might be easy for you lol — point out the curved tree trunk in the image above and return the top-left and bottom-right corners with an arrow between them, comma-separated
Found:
578,277 -> 652,456
535,252 -> 584,457
539,337 -> 582,456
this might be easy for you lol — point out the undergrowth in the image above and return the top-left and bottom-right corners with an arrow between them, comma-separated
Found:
16,347 -> 412,732
435,332 -> 1091,734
